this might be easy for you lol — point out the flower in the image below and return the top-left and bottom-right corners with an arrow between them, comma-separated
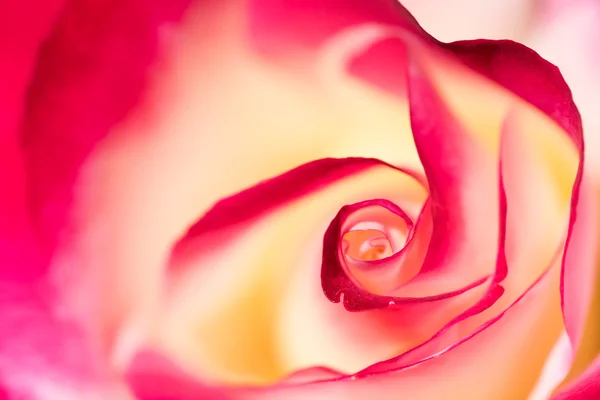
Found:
0,1 -> 597,400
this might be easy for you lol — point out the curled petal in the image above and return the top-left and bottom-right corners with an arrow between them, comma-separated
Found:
321,197 -> 491,311
403,54 -> 501,289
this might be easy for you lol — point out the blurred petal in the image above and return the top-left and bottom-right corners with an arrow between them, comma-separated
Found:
0,0 -> 66,280
551,353 -> 600,400
127,350 -> 231,400
23,0 -> 193,252
0,284 -> 128,399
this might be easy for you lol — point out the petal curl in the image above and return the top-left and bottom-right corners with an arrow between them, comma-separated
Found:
402,55 -> 501,291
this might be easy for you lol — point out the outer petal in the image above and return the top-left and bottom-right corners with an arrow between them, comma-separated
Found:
2,0 -> 194,398
0,0 -> 65,281
22,0 -> 193,254
127,351 -> 231,400
551,354 -> 600,400
0,285 -> 126,399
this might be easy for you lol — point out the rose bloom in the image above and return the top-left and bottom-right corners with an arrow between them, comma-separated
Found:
1,1 -> 599,400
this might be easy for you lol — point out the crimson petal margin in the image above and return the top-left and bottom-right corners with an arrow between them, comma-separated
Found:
442,40 -> 583,147
0,0 -> 66,281
169,157 -> 423,266
127,350 -> 232,400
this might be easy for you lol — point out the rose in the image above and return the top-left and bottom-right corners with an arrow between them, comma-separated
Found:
0,1 -> 598,400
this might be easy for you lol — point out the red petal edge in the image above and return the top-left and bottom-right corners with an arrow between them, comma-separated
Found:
170,157 -> 422,265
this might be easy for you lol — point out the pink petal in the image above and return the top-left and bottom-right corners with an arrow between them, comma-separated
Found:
248,0 -> 423,59
21,0 -> 194,257
551,353 -> 600,400
560,175 -> 597,352
127,350 -> 231,400
0,285 -> 121,399
0,0 -> 65,281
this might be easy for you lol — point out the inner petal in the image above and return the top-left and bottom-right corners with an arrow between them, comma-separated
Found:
344,203 -> 412,259
339,202 -> 419,296
344,229 -> 395,262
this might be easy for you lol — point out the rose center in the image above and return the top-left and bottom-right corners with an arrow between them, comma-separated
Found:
343,229 -> 397,261
341,203 -> 412,265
